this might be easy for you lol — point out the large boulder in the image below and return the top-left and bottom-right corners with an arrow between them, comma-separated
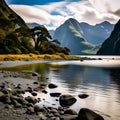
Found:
59,94 -> 77,107
77,108 -> 104,120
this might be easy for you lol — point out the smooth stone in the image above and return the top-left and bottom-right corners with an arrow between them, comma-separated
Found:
78,94 -> 89,99
50,92 -> 61,97
31,92 -> 37,96
25,96 -> 37,104
77,108 -> 104,120
59,94 -> 77,107
42,90 -> 48,94
48,83 -> 58,89
32,72 -> 39,76
33,82 -> 39,84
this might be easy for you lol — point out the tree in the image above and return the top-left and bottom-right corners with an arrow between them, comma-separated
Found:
31,26 -> 52,51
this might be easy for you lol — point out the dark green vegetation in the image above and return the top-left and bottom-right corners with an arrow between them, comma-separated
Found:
97,19 -> 120,55
0,0 -> 69,55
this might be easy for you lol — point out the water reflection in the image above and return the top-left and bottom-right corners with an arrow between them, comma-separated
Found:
1,62 -> 120,119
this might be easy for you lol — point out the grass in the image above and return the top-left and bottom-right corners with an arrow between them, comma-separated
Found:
0,53 -> 81,61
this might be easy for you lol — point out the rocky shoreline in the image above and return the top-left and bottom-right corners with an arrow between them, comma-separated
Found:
0,70 -> 104,120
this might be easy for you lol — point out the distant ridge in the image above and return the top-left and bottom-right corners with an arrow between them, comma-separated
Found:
80,21 -> 114,44
53,18 -> 114,55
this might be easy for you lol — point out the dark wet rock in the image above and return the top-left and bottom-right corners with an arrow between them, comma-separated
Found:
13,89 -> 24,95
78,94 -> 89,99
34,105 -> 47,114
42,90 -> 48,94
32,73 -> 38,76
64,109 -> 78,115
33,82 -> 39,84
25,96 -> 37,104
31,92 -> 37,96
16,97 -> 27,105
77,108 -> 104,120
1,89 -> 9,94
50,93 -> 61,97
12,100 -> 22,108
34,105 -> 41,113
0,94 -> 10,103
26,103 -> 34,107
26,87 -> 33,93
59,94 -> 77,107
48,83 -> 58,89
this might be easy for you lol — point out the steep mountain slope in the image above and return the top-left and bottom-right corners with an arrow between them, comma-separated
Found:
80,21 -> 114,44
53,18 -> 95,55
97,20 -> 120,55
0,0 -> 27,30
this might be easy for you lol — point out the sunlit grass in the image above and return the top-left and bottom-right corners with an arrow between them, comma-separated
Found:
0,54 -> 80,61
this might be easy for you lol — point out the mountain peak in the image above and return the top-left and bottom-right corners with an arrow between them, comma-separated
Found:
65,18 -> 79,24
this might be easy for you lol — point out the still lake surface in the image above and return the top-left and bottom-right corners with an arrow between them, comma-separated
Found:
1,56 -> 120,120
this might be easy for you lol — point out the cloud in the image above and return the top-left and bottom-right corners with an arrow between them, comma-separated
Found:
9,0 -> 120,30
88,0 -> 120,13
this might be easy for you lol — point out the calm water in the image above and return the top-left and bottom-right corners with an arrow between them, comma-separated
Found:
1,57 -> 120,120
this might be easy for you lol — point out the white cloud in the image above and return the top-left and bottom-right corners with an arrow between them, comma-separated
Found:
88,0 -> 120,13
9,0 -> 120,30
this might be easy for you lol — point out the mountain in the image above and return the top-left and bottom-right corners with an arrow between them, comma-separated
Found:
53,18 -> 98,55
0,0 -> 70,55
97,19 -> 120,55
80,21 -> 114,44
0,0 -> 27,29
49,30 -> 55,38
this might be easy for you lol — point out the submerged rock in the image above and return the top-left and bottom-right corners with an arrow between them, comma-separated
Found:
59,94 -> 77,107
78,94 -> 89,99
50,93 -> 61,97
48,83 -> 58,89
25,96 -> 37,104
77,108 -> 104,120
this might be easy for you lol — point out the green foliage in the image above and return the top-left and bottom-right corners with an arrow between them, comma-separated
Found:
12,47 -> 22,54
0,0 -> 69,55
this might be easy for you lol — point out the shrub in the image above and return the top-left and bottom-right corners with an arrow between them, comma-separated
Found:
12,47 -> 22,54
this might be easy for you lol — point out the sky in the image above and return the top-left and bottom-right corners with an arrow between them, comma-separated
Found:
5,0 -> 120,30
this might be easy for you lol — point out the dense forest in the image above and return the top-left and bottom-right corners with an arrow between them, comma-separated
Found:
0,0 -> 69,55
